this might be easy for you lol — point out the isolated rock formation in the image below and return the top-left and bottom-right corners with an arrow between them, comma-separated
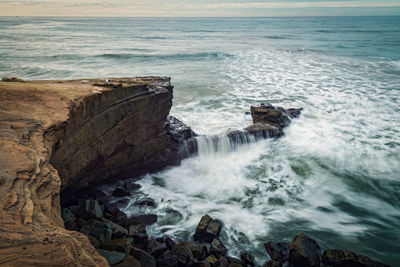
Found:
0,77 -> 188,266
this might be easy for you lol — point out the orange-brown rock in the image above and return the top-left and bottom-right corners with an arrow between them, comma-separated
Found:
0,77 -> 174,266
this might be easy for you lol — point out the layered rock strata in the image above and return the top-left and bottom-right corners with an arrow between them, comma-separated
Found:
0,77 -> 190,266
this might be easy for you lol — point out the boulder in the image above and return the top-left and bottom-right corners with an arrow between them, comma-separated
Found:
131,247 -> 156,267
88,235 -> 101,248
205,255 -> 219,266
1,76 -> 24,82
165,236 -> 177,249
126,214 -> 158,226
171,242 -> 194,260
125,181 -> 141,192
128,224 -> 148,241
79,199 -> 103,220
100,237 -> 133,255
227,256 -> 245,266
322,249 -> 389,267
264,260 -> 280,267
264,241 -> 290,262
114,256 -> 141,267
112,187 -> 131,197
157,250 -> 182,267
187,242 -> 208,261
194,215 -> 222,243
218,256 -> 230,267
107,220 -> 129,239
244,123 -> 282,138
135,197 -> 156,207
96,248 -> 126,265
240,252 -> 255,266
80,219 -> 112,242
147,238 -> 168,258
210,238 -> 227,258
289,233 -> 321,267
61,208 -> 78,230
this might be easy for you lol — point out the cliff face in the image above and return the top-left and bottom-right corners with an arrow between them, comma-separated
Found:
0,77 -> 173,266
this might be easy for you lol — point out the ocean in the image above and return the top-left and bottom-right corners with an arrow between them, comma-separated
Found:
1,16 -> 399,265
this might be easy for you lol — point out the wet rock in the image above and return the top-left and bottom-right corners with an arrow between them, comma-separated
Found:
218,256 -> 230,267
107,220 -> 128,239
80,219 -> 112,242
125,181 -> 141,192
79,199 -> 103,220
157,250 -> 181,267
227,256 -> 245,266
128,224 -> 148,241
96,248 -> 126,265
188,259 -> 212,267
126,214 -> 158,226
205,255 -> 219,266
321,249 -> 389,267
240,252 -> 255,266
100,238 -> 133,255
244,123 -> 282,138
76,217 -> 87,229
105,198 -> 129,214
110,210 -> 128,226
165,236 -> 177,249
131,247 -> 156,267
1,76 -> 24,82
165,115 -> 198,163
88,235 -> 100,248
162,208 -> 183,224
187,242 -> 208,261
194,215 -> 222,243
264,260 -> 280,267
264,241 -> 289,262
147,238 -> 168,258
114,255 -> 141,267
112,187 -> 131,197
289,233 -> 321,267
61,208 -> 78,230
171,242 -> 194,260
210,238 -> 227,258
135,197 -> 156,207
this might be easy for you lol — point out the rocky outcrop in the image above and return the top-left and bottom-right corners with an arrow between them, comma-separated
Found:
0,77 -> 188,266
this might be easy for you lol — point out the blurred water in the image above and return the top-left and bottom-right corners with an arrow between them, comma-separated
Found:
1,16 -> 400,265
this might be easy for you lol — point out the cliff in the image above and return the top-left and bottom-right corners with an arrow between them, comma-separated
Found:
0,77 -> 176,266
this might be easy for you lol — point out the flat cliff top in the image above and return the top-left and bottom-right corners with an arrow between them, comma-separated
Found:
0,77 -> 171,266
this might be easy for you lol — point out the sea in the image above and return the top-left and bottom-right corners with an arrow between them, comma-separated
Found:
1,16 -> 399,265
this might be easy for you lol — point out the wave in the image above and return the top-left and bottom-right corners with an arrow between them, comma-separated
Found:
94,52 -> 233,61
264,35 -> 289,40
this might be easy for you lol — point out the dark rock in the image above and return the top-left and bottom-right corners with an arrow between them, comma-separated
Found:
245,112 -> 251,115
107,220 -> 128,239
187,242 -> 208,261
126,214 -> 158,226
135,197 -> 156,207
157,250 -> 181,267
105,198 -> 129,215
210,238 -> 227,258
76,217 -> 87,229
125,182 -> 141,192
218,256 -> 230,267
205,255 -> 219,266
165,236 -> 177,249
244,123 -> 283,138
171,242 -> 194,260
88,235 -> 100,248
96,248 -> 126,265
110,210 -> 128,226
264,241 -> 290,262
80,219 -> 112,242
264,260 -> 280,267
194,215 -> 222,243
147,238 -> 168,258
322,249 -> 389,267
100,238 -> 133,255
188,259 -> 212,267
61,208 -> 77,230
227,256 -> 245,266
112,187 -> 131,197
131,247 -> 156,267
289,233 -> 321,267
88,188 -> 109,204
162,208 -> 183,224
128,224 -> 148,240
79,199 -> 103,220
113,255 -> 141,267
240,252 -> 255,266
2,76 -> 24,82
165,115 -> 198,163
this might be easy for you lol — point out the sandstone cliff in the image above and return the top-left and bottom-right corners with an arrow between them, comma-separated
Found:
0,77 -> 175,266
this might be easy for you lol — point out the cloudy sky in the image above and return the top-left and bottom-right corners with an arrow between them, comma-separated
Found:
0,0 -> 399,17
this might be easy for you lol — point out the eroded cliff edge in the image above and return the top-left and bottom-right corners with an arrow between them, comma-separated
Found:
0,77 -> 178,266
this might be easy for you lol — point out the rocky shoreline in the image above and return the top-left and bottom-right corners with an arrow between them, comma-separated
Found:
0,77 -> 390,266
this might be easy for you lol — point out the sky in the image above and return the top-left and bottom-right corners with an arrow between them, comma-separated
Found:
0,0 -> 400,17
